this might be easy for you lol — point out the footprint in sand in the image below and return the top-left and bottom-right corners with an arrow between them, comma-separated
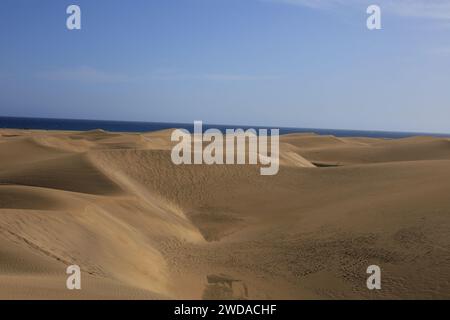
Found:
202,274 -> 248,300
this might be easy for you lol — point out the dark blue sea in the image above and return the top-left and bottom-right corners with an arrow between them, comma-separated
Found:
0,116 -> 449,139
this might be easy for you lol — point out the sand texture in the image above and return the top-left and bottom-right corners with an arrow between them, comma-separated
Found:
0,128 -> 449,299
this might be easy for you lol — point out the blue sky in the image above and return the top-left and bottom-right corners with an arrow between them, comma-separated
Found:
1,0 -> 450,133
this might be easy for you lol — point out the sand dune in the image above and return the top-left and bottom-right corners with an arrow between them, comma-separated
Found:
281,133 -> 450,166
0,129 -> 449,299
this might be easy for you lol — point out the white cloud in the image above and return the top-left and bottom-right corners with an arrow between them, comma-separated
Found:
427,46 -> 450,56
387,1 -> 450,20
37,66 -> 132,83
265,0 -> 450,20
149,70 -> 277,81
38,67 -> 276,83
265,0 -> 344,9
197,73 -> 277,81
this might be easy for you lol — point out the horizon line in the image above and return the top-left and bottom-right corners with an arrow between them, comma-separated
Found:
0,114 -> 449,137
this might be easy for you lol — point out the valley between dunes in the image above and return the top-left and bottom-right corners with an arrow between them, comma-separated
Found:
0,128 -> 449,299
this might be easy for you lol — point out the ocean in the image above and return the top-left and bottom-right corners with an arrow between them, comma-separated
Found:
0,116 -> 448,139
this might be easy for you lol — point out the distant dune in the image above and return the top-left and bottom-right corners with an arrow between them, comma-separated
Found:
0,129 -> 449,299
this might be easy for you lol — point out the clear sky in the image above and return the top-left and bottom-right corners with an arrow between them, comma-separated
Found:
1,0 -> 450,133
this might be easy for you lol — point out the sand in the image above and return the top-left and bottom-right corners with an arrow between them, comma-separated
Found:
0,128 -> 449,299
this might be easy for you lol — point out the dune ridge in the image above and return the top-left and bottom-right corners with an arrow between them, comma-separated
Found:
0,129 -> 449,299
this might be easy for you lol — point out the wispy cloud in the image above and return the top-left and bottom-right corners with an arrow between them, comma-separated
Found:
387,1 -> 450,20
427,46 -> 450,56
37,66 -> 133,83
264,0 -> 346,9
203,73 -> 277,81
37,67 -> 277,84
265,0 -> 450,20
149,69 -> 277,81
